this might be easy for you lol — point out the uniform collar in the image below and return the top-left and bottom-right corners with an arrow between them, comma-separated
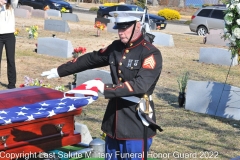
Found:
124,34 -> 144,48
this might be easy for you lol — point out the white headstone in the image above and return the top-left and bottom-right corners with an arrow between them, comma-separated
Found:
19,5 -> 33,14
199,47 -> 238,66
205,29 -> 229,46
46,9 -> 61,17
14,8 -> 31,18
44,19 -> 70,33
62,13 -> 79,22
32,9 -> 48,19
74,122 -> 93,144
151,32 -> 174,47
185,80 -> 240,120
37,37 -> 73,58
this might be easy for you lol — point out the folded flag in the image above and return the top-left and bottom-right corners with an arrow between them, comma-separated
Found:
0,83 -> 99,125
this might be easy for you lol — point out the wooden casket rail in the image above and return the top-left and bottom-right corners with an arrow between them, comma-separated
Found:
0,87 -> 82,160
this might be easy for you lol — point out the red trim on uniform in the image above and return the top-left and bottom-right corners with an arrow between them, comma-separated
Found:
72,58 -> 77,63
100,46 -> 108,53
142,42 -> 150,50
124,82 -> 133,92
142,54 -> 156,69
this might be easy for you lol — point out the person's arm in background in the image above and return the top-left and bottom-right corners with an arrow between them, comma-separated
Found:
0,0 -> 6,7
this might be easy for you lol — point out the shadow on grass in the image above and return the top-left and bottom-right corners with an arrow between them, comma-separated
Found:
154,86 -> 180,108
0,82 -> 7,88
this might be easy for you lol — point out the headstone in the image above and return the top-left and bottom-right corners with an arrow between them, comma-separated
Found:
76,69 -> 112,97
61,13 -> 79,22
44,19 -> 70,33
107,23 -> 117,33
74,122 -> 92,144
32,9 -> 48,19
199,47 -> 238,66
46,9 -> 61,17
185,80 -> 240,120
205,29 -> 229,46
95,18 -> 110,26
108,17 -> 115,23
151,32 -> 174,46
14,8 -> 31,18
149,20 -> 156,30
76,69 -> 112,86
19,5 -> 33,14
37,37 -> 73,58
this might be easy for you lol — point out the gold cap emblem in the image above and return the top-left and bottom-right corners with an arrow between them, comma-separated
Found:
113,13 -> 118,17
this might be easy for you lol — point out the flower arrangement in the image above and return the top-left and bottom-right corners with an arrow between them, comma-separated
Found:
19,76 -> 65,92
61,7 -> 67,13
72,46 -> 86,58
44,5 -> 50,11
94,21 -> 106,31
177,71 -> 189,93
71,46 -> 86,87
14,28 -> 20,36
26,25 -> 38,39
222,0 -> 240,56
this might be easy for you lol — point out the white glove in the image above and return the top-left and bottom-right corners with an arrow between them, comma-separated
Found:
83,80 -> 104,94
41,68 -> 59,79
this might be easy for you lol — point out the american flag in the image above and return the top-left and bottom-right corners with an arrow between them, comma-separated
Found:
0,84 -> 98,125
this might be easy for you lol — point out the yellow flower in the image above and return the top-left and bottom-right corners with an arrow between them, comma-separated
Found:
26,28 -> 29,32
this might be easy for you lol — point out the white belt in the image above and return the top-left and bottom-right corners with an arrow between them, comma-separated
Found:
122,95 -> 153,126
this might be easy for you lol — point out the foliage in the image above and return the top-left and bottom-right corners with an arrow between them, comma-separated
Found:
103,3 -> 118,6
222,0 -> 240,56
94,21 -> 106,30
89,7 -> 99,11
72,46 -> 86,84
14,28 -> 20,36
158,8 -> 181,20
177,71 -> 189,93
134,0 -> 145,9
26,25 -> 38,39
19,76 -> 65,92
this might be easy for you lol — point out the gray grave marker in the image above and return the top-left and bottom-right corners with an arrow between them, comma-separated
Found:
76,69 -> 112,86
185,80 -> 240,120
199,47 -> 238,66
19,5 -> 33,14
62,13 -> 79,22
205,29 -> 229,46
32,9 -> 48,19
46,9 -> 61,17
14,8 -> 31,18
37,37 -> 73,58
76,69 -> 112,97
151,32 -> 174,47
44,19 -> 70,33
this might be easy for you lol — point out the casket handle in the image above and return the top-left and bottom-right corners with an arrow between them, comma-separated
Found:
0,135 -> 9,149
55,123 -> 65,136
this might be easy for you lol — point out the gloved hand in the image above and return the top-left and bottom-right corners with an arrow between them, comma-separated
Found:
83,79 -> 104,94
41,68 -> 59,79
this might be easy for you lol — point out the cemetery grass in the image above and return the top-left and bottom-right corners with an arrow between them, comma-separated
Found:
1,16 -> 239,159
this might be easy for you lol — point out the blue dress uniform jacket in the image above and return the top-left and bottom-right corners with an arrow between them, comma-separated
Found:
57,34 -> 162,139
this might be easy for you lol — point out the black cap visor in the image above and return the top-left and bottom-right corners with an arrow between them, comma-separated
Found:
113,21 -> 136,29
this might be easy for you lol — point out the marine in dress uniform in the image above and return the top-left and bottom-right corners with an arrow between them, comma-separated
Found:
42,11 -> 163,160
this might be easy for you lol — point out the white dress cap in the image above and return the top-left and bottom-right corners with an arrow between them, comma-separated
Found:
109,11 -> 145,23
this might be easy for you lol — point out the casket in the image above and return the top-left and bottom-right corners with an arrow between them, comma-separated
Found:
0,86 -> 82,160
